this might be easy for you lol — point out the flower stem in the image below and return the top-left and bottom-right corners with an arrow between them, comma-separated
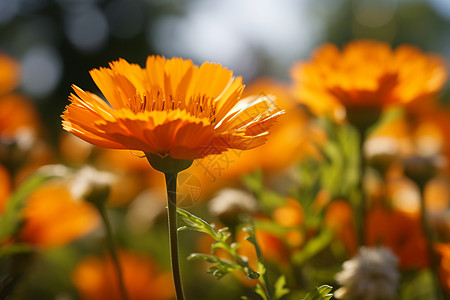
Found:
97,205 -> 129,300
417,184 -> 444,300
357,128 -> 367,246
164,172 -> 186,300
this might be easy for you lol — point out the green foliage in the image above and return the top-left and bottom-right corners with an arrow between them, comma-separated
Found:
0,170 -> 59,245
177,207 -> 259,280
0,244 -> 33,258
315,118 -> 359,199
302,285 -> 333,300
291,229 -> 333,266
399,270 -> 436,300
177,208 -> 290,300
273,275 -> 290,300
242,170 -> 286,212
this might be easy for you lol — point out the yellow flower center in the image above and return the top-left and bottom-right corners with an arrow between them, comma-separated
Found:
127,91 -> 217,124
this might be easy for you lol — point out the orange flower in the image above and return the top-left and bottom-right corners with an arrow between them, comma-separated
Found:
273,198 -> 304,228
324,200 -> 358,256
19,182 -> 99,248
237,228 -> 289,269
72,250 -> 174,300
0,53 -> 20,96
273,198 -> 305,248
62,56 -> 283,160
436,243 -> 450,292
291,40 -> 447,122
0,164 -> 11,213
365,206 -> 428,269
0,94 -> 40,138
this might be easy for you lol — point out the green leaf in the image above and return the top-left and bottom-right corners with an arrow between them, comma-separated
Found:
179,208 -> 260,281
0,243 -> 34,258
303,285 -> 333,300
255,283 -> 269,300
188,253 -> 241,279
0,171 -> 59,242
292,229 -> 333,265
241,169 -> 264,193
273,275 -> 290,300
259,190 -> 287,212
176,207 -> 229,242
399,269 -> 436,300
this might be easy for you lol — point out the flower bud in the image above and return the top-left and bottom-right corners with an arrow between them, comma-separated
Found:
71,166 -> 115,207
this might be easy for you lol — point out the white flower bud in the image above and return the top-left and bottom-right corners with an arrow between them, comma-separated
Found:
335,246 -> 399,300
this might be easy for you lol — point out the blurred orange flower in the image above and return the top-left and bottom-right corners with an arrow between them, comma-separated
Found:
0,93 -> 52,183
291,40 -> 447,122
72,250 -> 175,300
18,182 -> 99,248
272,198 -> 304,228
0,53 -> 20,96
325,200 -> 358,256
436,243 -> 450,292
273,198 -> 305,248
0,94 -> 40,137
366,206 -> 428,269
237,228 -> 289,269
62,56 -> 283,160
0,164 -> 11,212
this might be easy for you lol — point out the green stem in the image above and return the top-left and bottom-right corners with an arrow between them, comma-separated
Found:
247,218 -> 273,299
165,172 -> 186,300
417,184 -> 444,300
97,205 -> 129,300
357,128 -> 367,246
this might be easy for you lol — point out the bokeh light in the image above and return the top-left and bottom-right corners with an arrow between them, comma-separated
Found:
150,0 -> 324,78
64,6 -> 109,53
21,44 -> 62,98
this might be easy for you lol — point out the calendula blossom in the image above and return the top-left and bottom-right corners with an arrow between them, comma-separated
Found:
61,56 -> 283,300
0,53 -> 20,96
62,56 -> 283,161
291,40 -> 447,121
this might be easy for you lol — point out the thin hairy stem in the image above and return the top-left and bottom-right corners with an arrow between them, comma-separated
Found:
97,206 -> 129,300
165,172 -> 186,300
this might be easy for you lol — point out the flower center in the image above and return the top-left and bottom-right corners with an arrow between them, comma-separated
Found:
128,91 -> 217,123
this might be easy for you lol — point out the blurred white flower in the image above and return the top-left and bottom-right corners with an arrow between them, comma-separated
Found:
335,246 -> 399,300
36,164 -> 70,177
208,188 -> 258,220
126,188 -> 166,233
70,166 -> 116,204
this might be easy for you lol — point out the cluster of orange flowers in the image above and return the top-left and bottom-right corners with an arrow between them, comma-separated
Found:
2,39 -> 450,298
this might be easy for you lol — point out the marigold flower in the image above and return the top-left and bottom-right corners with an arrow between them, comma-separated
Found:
365,206 -> 428,269
62,56 -> 283,160
0,164 -> 11,213
325,200 -> 358,256
436,243 -> 450,292
19,182 -> 99,248
0,53 -> 20,96
0,94 -> 40,137
291,40 -> 447,122
72,250 -> 175,300
272,198 -> 303,228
